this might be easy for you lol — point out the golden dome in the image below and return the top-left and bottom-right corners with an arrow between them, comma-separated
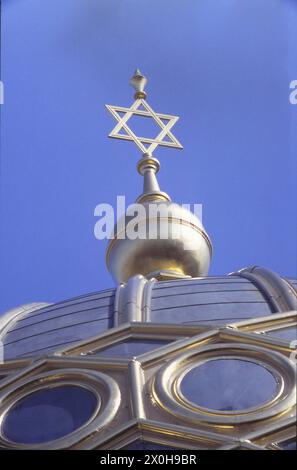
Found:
106,198 -> 212,283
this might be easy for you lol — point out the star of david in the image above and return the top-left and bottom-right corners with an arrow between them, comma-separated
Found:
106,98 -> 183,155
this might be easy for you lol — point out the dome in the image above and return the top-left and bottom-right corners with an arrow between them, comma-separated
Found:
0,72 -> 296,450
0,267 -> 296,450
106,200 -> 212,283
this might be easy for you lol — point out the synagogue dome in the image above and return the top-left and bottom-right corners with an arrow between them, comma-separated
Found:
0,72 -> 295,451
0,268 -> 296,450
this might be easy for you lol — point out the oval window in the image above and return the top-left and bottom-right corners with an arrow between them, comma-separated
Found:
3,385 -> 98,444
180,359 -> 277,411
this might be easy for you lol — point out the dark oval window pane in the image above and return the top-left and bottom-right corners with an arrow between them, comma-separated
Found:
94,339 -> 170,357
180,359 -> 277,411
266,327 -> 297,341
3,385 -> 98,444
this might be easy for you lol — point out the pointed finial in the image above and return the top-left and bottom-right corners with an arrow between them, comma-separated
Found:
130,69 -> 148,99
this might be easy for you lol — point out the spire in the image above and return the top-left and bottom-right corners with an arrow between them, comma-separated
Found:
105,70 -> 183,203
104,72 -> 212,284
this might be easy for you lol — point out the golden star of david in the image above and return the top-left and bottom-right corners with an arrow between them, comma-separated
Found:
106,98 -> 183,155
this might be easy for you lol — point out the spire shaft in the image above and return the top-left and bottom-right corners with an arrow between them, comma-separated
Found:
143,168 -> 161,193
136,155 -> 170,203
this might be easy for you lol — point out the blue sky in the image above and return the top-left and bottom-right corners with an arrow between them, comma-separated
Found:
0,0 -> 296,313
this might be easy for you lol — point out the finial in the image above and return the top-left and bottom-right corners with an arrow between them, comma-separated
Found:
104,72 -> 212,284
105,70 -> 183,202
130,69 -> 148,99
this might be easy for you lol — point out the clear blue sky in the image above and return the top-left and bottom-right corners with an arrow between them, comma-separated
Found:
1,0 -> 296,313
